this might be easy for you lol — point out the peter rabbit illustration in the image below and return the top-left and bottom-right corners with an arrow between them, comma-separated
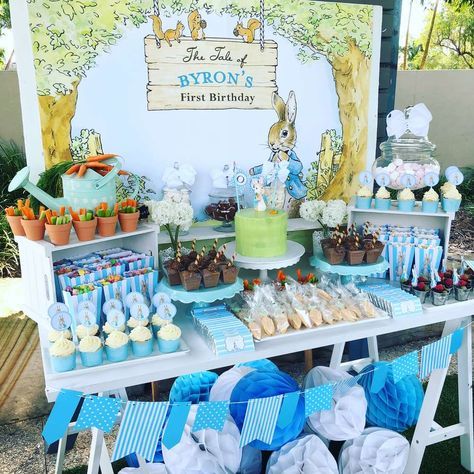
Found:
149,14 -> 184,47
188,9 -> 207,40
233,19 -> 261,43
250,91 -> 307,206
251,176 -> 267,212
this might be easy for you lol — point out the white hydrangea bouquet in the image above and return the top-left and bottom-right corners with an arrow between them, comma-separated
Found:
145,198 -> 193,252
300,199 -> 347,254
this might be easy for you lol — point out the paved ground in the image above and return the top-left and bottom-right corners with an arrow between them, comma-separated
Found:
0,328 -> 470,474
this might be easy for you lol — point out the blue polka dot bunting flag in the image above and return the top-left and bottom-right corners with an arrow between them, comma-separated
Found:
112,401 -> 169,462
75,395 -> 122,433
239,395 -> 283,448
392,350 -> 419,383
304,383 -> 333,417
192,401 -> 229,432
420,335 -> 452,379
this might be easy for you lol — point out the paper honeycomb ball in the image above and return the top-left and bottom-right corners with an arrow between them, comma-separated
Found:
169,371 -> 218,404
266,434 -> 338,474
339,427 -> 410,474
358,362 -> 423,432
237,358 -> 278,372
209,365 -> 255,402
230,369 -> 305,450
162,405 -> 242,474
304,366 -> 367,441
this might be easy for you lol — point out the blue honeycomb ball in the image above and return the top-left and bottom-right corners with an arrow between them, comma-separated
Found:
230,370 -> 305,450
358,362 -> 424,432
170,371 -> 218,404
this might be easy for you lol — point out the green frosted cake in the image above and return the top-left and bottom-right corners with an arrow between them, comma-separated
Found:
235,209 -> 288,257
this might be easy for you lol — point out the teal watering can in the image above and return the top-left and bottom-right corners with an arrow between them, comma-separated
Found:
8,157 -> 139,212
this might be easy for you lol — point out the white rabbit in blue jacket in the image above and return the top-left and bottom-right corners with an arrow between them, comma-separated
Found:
250,91 -> 307,201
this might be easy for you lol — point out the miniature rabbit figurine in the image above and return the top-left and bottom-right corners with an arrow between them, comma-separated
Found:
252,177 -> 267,212
250,91 -> 307,206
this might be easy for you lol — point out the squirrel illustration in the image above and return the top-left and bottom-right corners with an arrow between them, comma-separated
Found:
188,9 -> 207,40
149,14 -> 184,47
233,19 -> 261,43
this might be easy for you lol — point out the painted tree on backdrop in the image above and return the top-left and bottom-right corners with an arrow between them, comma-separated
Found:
28,0 -> 150,167
30,0 -> 374,201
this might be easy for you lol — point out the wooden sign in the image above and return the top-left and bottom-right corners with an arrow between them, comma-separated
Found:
144,36 -> 278,110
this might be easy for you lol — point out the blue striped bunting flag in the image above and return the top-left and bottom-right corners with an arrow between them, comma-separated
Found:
75,395 -> 121,433
304,384 -> 333,417
192,401 -> 229,432
334,374 -> 362,396
239,395 -> 283,448
392,350 -> 419,383
420,335 -> 452,379
112,401 -> 168,462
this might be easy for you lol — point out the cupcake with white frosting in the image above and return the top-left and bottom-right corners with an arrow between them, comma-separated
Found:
48,328 -> 72,344
157,323 -> 181,353
76,323 -> 99,340
441,184 -> 462,212
374,186 -> 391,210
78,335 -> 103,367
397,187 -> 415,212
105,330 -> 129,362
50,338 -> 76,372
422,188 -> 439,213
130,325 -> 153,357
355,185 -> 373,209
151,314 -> 171,337
103,321 -> 126,334
127,317 -> 149,329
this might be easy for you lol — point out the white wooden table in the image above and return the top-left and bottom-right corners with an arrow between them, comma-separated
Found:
42,297 -> 473,474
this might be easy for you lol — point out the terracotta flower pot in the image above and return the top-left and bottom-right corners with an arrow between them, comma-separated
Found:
21,218 -> 46,241
73,218 -> 97,241
97,215 -> 118,237
6,215 -> 26,236
118,211 -> 139,232
46,221 -> 72,246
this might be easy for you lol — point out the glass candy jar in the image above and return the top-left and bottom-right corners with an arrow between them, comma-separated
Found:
204,187 -> 242,231
373,133 -> 440,190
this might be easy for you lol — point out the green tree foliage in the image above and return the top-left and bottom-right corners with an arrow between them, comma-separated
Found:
0,0 -> 11,67
158,0 -> 373,63
28,0 -> 151,96
405,1 -> 474,69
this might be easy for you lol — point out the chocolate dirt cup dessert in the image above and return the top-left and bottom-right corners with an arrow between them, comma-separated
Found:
222,254 -> 239,284
179,259 -> 202,290
201,260 -> 221,288
323,236 -> 346,264
364,231 -> 385,263
346,233 -> 365,265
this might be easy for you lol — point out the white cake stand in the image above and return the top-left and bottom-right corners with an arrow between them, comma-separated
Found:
221,240 -> 306,281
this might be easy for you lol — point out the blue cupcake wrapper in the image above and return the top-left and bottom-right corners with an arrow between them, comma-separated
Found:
132,339 -> 153,357
356,196 -> 372,209
51,353 -> 76,372
442,197 -> 461,212
398,200 -> 415,212
105,343 -> 129,362
158,337 -> 180,353
422,200 -> 439,213
80,347 -> 103,367
374,198 -> 391,210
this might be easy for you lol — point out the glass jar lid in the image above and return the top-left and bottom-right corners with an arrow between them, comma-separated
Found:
380,133 -> 436,156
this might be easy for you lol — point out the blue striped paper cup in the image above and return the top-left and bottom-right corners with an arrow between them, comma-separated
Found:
158,337 -> 180,354
51,353 -> 76,372
374,198 -> 391,210
105,343 -> 129,362
441,197 -> 461,212
398,199 -> 415,212
422,200 -> 439,213
80,347 -> 103,367
356,196 -> 372,209
132,339 -> 153,357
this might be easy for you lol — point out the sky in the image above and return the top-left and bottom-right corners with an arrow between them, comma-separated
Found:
1,0 -> 429,67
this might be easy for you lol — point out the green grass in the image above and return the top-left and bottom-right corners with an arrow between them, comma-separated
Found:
63,375 -> 468,474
